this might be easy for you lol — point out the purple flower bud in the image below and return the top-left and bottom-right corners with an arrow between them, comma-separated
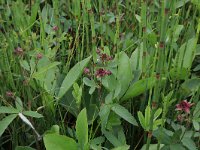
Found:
6,91 -> 14,97
84,68 -> 90,75
36,53 -> 43,60
53,26 -> 59,31
14,47 -> 23,56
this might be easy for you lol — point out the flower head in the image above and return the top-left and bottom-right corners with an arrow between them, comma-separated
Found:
84,68 -> 90,75
14,47 -> 23,56
36,53 -> 43,60
176,100 -> 194,114
95,68 -> 112,78
53,26 -> 59,31
6,91 -> 14,97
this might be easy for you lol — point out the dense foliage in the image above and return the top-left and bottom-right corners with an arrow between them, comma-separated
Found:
0,0 -> 200,150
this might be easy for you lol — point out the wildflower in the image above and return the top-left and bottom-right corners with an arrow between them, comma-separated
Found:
36,53 -> 43,60
14,47 -> 23,56
95,68 -> 112,78
176,100 -> 194,114
84,68 -> 90,75
53,26 -> 59,31
177,114 -> 184,122
100,53 -> 112,62
6,91 -> 14,97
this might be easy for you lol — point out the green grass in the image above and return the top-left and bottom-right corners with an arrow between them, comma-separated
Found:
0,0 -> 200,150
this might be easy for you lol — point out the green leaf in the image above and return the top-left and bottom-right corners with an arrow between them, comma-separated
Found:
15,97 -> 23,112
181,78 -> 200,93
154,108 -> 162,120
103,130 -> 122,147
181,137 -> 197,150
130,47 -> 143,71
175,0 -> 190,8
0,114 -> 17,137
175,38 -> 197,69
58,56 -> 92,99
32,62 -> 60,79
111,104 -> 138,126
15,146 -> 35,150
99,105 -> 111,131
117,52 -> 133,98
0,106 -> 20,114
141,144 -> 164,150
76,108 -> 88,147
137,111 -> 146,129
20,60 -> 30,71
145,105 -> 151,129
121,77 -> 156,101
23,111 -> 43,118
111,145 -> 130,150
44,133 -> 78,150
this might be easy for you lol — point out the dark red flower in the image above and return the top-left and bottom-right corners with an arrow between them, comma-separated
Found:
6,91 -> 14,97
36,53 -> 43,60
95,68 -> 112,78
53,26 -> 59,31
14,47 -> 23,56
100,53 -> 112,62
176,100 -> 194,114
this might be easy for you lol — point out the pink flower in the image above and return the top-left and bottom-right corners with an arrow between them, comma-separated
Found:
176,100 -> 194,114
6,91 -> 14,97
14,47 -> 23,56
84,68 -> 90,75
95,68 -> 112,78
53,26 -> 59,31
36,53 -> 43,60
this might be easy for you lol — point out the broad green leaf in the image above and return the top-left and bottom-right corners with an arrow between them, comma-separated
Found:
76,108 -> 88,147
111,145 -> 130,150
181,137 -> 197,150
141,144 -> 164,150
193,101 -> 200,117
117,52 -> 133,98
32,62 -> 60,79
23,111 -> 43,118
170,144 -> 186,150
175,0 -> 190,8
15,97 -> 23,112
192,120 -> 200,131
20,60 -> 30,71
15,146 -> 35,150
44,133 -> 78,150
137,111 -> 146,129
181,78 -> 200,93
175,38 -> 197,69
121,77 -> 156,101
58,56 -> 92,99
111,104 -> 138,126
130,47 -> 143,71
103,130 -> 122,147
173,25 -> 184,42
83,77 -> 97,87
0,106 -> 19,114
99,105 -> 111,131
0,114 -> 17,137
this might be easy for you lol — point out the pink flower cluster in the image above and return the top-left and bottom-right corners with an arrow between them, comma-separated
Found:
96,48 -> 112,62
14,47 -> 23,56
176,100 -> 194,114
95,68 -> 112,78
83,67 -> 112,78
